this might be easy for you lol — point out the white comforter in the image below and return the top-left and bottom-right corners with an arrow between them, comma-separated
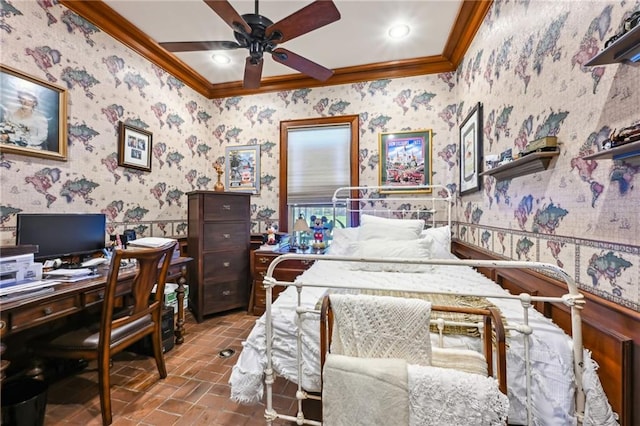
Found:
230,259 -> 617,426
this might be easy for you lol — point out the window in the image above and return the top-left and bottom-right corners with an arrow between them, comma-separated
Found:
279,115 -> 360,234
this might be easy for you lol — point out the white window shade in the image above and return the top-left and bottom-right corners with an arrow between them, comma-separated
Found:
287,125 -> 351,204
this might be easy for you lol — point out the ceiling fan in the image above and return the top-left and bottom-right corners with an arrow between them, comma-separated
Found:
159,0 -> 341,89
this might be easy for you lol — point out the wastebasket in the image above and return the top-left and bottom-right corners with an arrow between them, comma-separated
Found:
1,378 -> 48,426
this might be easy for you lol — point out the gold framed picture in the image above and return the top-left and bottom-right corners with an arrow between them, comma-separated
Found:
378,129 -> 432,193
0,65 -> 68,161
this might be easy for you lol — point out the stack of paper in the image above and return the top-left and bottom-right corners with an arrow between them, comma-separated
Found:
44,268 -> 96,282
0,280 -> 57,297
127,237 -> 177,248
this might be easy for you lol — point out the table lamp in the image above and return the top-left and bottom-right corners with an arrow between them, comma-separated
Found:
292,215 -> 311,251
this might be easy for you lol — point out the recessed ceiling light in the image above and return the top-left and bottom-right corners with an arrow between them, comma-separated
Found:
388,24 -> 410,39
212,54 -> 231,64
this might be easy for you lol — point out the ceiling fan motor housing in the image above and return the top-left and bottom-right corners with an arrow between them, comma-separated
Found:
235,13 -> 282,61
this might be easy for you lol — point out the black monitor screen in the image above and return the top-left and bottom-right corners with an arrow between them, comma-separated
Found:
16,213 -> 107,261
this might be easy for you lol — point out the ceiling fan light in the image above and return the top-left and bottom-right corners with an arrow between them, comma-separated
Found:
388,24 -> 410,39
212,54 -> 231,65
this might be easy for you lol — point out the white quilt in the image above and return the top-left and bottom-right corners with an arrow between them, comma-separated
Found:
229,258 -> 617,426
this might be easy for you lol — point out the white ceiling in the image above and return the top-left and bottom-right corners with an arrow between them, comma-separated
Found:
101,0 -> 463,86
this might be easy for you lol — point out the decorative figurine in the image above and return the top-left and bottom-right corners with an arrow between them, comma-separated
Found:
312,217 -> 326,249
266,225 -> 277,245
213,162 -> 224,192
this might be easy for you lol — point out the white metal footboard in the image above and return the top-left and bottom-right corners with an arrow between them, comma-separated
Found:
261,255 -> 586,426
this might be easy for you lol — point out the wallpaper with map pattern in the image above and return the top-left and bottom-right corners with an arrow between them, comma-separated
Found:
0,0 -> 637,311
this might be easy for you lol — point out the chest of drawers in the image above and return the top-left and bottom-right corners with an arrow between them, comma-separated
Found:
249,248 -> 319,315
187,191 -> 250,322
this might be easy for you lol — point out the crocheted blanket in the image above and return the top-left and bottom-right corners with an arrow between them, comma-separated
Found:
322,353 -> 509,426
319,288 -> 507,338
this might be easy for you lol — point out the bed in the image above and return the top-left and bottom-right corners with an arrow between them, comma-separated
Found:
230,185 -> 619,426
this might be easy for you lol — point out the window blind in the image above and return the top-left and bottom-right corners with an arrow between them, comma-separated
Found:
287,125 -> 351,204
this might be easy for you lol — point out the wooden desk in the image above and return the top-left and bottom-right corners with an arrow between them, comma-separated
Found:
0,256 -> 192,378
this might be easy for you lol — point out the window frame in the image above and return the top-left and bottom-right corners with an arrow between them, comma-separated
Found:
279,115 -> 360,233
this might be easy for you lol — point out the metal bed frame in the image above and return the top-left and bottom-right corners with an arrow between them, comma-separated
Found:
260,185 -> 586,425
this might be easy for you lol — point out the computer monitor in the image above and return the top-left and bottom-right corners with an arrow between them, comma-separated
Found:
16,213 -> 107,262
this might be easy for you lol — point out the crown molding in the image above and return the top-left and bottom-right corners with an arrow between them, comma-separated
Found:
60,0 -> 492,99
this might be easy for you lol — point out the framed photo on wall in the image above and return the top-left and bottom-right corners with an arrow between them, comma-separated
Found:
225,144 -> 260,194
459,102 -> 483,195
118,122 -> 153,172
0,65 -> 68,161
378,129 -> 432,193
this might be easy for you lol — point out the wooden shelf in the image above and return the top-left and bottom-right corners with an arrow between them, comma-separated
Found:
582,140 -> 640,160
480,150 -> 559,181
585,25 -> 640,66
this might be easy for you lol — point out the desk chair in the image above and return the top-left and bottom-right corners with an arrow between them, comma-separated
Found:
32,242 -> 177,425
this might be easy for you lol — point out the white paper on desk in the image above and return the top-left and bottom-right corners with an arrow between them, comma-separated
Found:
0,280 -> 58,297
127,237 -> 176,248
45,268 -> 93,277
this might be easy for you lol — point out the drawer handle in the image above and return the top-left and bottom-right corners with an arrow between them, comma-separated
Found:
222,204 -> 231,210
0,320 -> 5,330
259,257 -> 269,264
98,292 -> 104,300
223,262 -> 230,267
222,290 -> 231,296
223,233 -> 231,239
43,307 -> 53,315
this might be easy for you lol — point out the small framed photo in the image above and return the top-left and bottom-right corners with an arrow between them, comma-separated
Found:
118,122 -> 152,172
378,129 -> 432,193
459,102 -> 483,195
225,144 -> 260,194
0,65 -> 68,161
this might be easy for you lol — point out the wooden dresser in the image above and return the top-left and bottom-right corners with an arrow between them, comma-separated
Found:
187,191 -> 250,322
249,247 -> 321,315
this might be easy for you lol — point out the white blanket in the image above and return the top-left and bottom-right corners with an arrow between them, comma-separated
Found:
323,354 -> 409,426
322,354 -> 509,426
330,293 -> 433,364
407,363 -> 509,426
229,259 -> 617,425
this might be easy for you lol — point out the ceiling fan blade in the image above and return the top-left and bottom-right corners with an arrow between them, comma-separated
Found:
203,0 -> 251,35
243,57 -> 264,89
266,0 -> 340,44
271,48 -> 333,82
159,40 -> 240,52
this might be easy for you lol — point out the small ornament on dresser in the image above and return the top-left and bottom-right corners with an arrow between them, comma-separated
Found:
213,162 -> 224,192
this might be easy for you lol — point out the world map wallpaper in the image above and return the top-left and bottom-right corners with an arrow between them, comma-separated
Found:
0,0 -> 638,311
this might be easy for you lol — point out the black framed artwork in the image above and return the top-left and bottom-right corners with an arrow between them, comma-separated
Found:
459,102 -> 483,196
118,122 -> 153,172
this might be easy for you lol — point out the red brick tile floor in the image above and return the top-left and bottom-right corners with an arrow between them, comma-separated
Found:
43,310 -> 303,425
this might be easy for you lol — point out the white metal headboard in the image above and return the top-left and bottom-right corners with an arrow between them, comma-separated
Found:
331,185 -> 452,229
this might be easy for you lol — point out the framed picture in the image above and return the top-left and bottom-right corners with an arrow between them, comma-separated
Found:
459,102 -> 483,195
118,122 -> 152,172
225,144 -> 260,194
0,65 -> 68,161
378,129 -> 432,193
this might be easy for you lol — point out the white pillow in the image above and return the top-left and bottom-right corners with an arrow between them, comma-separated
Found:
358,214 -> 424,241
347,238 -> 433,272
327,227 -> 360,255
420,225 -> 451,259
